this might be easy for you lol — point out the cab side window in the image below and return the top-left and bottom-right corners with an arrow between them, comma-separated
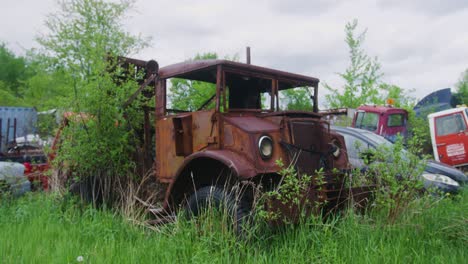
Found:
435,113 -> 466,136
387,114 -> 405,127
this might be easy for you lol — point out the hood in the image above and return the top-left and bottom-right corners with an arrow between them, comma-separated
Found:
224,116 -> 280,133
425,160 -> 467,185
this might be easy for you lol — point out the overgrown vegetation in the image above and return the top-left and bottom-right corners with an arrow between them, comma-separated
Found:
361,137 -> 427,222
34,0 -> 153,207
1,190 -> 466,263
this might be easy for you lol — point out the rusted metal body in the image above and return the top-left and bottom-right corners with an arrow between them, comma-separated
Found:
120,57 -> 370,220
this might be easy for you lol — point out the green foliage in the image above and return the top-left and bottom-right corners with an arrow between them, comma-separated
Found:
0,43 -> 29,105
36,0 -> 151,195
0,43 -> 30,97
354,136 -> 428,222
380,83 -> 416,108
453,69 -> 468,105
20,62 -> 72,110
324,19 -> 414,109
280,88 -> 313,111
258,159 -> 329,224
405,107 -> 432,155
37,0 -> 149,80
0,81 -> 23,106
169,53 -> 218,111
324,19 -> 384,108
0,43 -> 75,110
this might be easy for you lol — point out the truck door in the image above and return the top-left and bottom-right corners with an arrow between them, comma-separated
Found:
434,111 -> 468,167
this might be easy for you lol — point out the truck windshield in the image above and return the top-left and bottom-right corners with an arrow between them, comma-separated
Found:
435,113 -> 466,136
355,112 -> 378,131
387,114 -> 405,127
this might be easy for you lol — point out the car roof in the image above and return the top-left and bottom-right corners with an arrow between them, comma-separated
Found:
332,126 -> 373,135
331,126 -> 380,146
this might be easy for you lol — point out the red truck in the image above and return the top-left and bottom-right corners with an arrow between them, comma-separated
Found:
352,104 -> 408,143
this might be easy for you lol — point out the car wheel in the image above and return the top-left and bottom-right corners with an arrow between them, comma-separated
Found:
185,185 -> 253,236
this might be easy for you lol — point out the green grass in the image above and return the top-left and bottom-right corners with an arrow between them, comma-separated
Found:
0,191 -> 467,263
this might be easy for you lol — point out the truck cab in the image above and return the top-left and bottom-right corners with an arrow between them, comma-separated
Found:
352,105 -> 408,142
428,107 -> 468,169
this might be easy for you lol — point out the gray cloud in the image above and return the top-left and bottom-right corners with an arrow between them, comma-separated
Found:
377,0 -> 468,15
1,0 -> 467,102
268,0 -> 345,16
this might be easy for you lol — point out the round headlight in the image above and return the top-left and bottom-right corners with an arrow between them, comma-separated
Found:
330,140 -> 340,158
422,173 -> 460,186
258,136 -> 273,159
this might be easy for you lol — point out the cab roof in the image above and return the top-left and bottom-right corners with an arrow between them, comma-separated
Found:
357,105 -> 408,114
123,57 -> 320,90
427,106 -> 467,119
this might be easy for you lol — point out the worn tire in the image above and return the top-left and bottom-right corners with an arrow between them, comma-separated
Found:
185,185 -> 253,236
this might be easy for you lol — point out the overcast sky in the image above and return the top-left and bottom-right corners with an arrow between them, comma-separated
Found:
1,0 -> 468,103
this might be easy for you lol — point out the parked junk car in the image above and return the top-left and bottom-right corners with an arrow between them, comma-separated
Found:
0,161 -> 31,196
351,103 -> 408,143
89,57 -> 374,226
333,126 -> 466,193
428,106 -> 468,171
0,107 -> 38,153
1,107 -> 49,190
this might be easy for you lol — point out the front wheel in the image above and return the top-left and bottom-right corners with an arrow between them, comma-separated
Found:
185,185 -> 253,236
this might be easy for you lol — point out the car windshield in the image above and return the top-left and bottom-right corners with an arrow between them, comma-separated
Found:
337,128 -> 408,162
360,130 -> 393,146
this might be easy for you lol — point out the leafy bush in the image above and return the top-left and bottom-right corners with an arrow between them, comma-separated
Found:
37,0 -> 152,206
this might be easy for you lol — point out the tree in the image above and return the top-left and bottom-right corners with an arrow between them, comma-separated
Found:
37,0 -> 151,202
379,83 -> 415,108
0,43 -> 29,102
452,69 -> 468,105
0,81 -> 22,106
281,88 -> 313,111
324,19 -> 384,108
37,0 -> 148,82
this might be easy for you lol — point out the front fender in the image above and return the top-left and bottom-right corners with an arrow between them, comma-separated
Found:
162,150 -> 257,210
179,150 -> 257,179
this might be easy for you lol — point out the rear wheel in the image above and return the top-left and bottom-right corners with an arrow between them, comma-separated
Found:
185,185 -> 253,236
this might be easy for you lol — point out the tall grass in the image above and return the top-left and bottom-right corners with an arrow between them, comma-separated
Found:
0,191 -> 466,263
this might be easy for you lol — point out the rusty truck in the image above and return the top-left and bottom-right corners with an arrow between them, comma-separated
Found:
112,56 -> 373,227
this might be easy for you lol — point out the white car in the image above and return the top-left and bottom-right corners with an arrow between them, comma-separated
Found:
0,161 -> 31,196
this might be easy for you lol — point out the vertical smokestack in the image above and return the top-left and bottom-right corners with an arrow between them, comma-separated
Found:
246,46 -> 251,64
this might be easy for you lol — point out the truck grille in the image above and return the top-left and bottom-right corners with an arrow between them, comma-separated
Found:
288,120 -> 330,175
